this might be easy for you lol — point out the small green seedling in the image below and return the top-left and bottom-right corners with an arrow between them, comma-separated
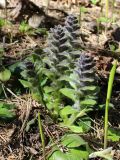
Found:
19,21 -> 31,34
97,16 -> 111,35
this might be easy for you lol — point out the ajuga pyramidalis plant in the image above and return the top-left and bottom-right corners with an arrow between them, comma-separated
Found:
73,53 -> 99,110
43,25 -> 75,117
59,53 -> 99,131
65,15 -> 82,48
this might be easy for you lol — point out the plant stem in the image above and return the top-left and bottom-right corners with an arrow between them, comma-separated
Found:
112,0 -> 115,22
79,5 -> 82,26
104,60 -> 117,149
96,19 -> 100,44
4,0 -> 7,25
38,112 -> 46,160
105,0 -> 109,18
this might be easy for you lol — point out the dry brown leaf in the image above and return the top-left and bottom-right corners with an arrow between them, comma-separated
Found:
0,126 -> 15,145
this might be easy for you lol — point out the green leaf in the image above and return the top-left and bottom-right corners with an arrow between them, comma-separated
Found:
19,79 -> 32,88
57,60 -> 70,67
48,135 -> 91,160
69,149 -> 89,160
58,75 -> 71,82
60,88 -> 76,101
9,62 -> 21,73
77,117 -> 91,132
98,17 -> 111,23
0,47 -> 4,53
107,60 -> 117,101
0,102 -> 16,119
108,128 -> 120,142
81,86 -> 97,92
60,106 -> 77,119
48,150 -> 67,160
61,134 -> 86,148
80,7 -> 88,13
76,108 -> 89,118
42,68 -> 55,78
20,70 -> 28,79
49,147 -> 89,160
68,125 -> 84,133
31,90 -> 42,102
0,69 -> 11,82
69,73 -> 79,89
19,21 -> 30,33
40,78 -> 48,86
80,99 -> 97,106
35,28 -> 47,35
109,44 -> 116,52
44,86 -> 55,93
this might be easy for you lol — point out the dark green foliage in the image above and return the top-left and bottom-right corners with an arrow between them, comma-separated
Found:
48,134 -> 91,160
20,59 -> 45,105
0,102 -> 16,119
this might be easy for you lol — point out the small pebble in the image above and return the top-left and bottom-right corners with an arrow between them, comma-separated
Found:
0,0 -> 5,8
28,14 -> 45,28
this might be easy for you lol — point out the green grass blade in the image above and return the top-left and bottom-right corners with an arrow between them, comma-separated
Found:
38,112 -> 46,160
104,60 -> 117,149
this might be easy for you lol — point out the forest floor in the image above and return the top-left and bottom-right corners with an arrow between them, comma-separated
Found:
0,0 -> 120,160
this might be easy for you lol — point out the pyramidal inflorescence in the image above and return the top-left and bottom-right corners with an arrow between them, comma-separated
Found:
44,25 -> 73,73
76,53 -> 98,100
65,14 -> 81,48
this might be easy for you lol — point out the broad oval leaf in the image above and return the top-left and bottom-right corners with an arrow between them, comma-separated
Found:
68,125 -> 84,133
81,86 -> 97,91
0,69 -> 11,82
60,106 -> 77,118
19,79 -> 32,88
59,88 -> 76,101
108,128 -> 120,142
69,149 -> 89,160
61,134 -> 86,148
48,150 -> 67,160
0,102 -> 16,119
80,99 -> 97,106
